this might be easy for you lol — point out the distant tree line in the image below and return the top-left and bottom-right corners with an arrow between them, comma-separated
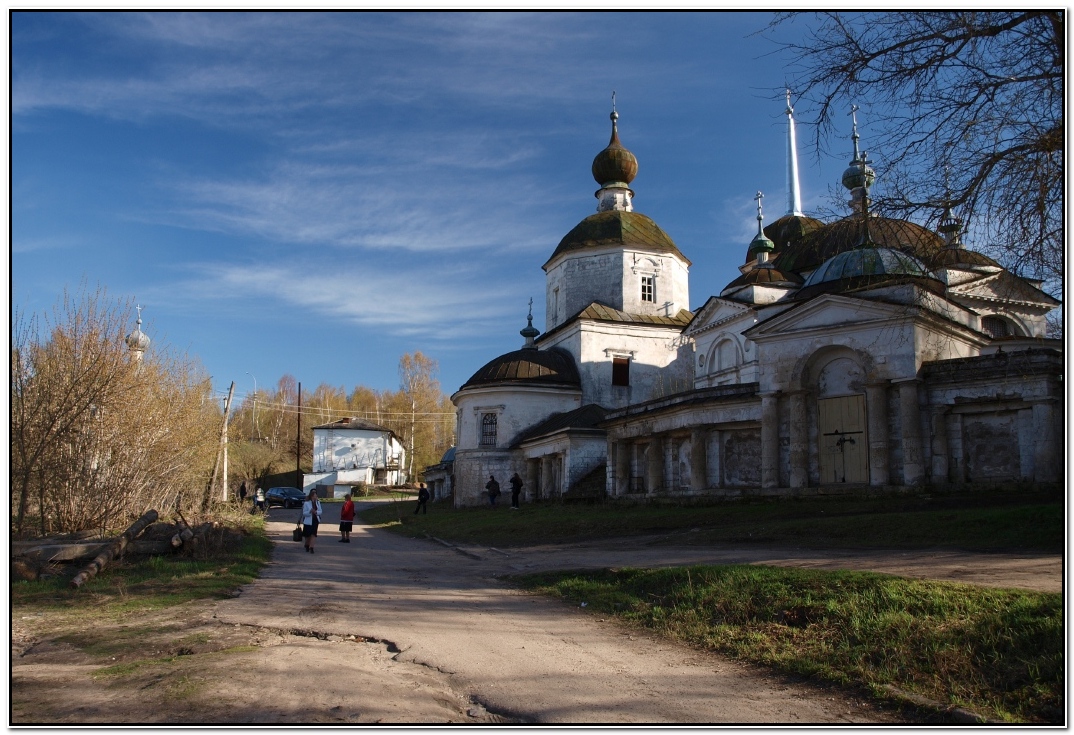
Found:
224,353 -> 456,493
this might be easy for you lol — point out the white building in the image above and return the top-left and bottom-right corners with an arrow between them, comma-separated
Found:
448,102 -> 1062,507
303,418 -> 406,497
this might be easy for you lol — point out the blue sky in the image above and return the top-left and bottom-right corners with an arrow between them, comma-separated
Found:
13,11 -> 854,402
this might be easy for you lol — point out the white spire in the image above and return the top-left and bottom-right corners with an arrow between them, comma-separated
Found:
785,89 -> 803,217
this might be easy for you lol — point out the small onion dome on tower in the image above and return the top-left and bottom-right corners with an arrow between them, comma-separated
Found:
725,191 -> 801,295
928,202 -> 1001,270
746,191 -> 776,262
125,305 -> 150,361
460,346 -> 580,390
592,96 -> 638,213
841,105 -> 876,214
519,299 -> 540,349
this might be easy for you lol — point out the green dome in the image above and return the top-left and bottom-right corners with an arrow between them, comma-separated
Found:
773,214 -> 944,274
544,210 -> 689,268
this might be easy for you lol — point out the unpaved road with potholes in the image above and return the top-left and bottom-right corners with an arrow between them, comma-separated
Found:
12,499 -> 1061,725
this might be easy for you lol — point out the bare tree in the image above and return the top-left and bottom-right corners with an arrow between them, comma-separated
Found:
769,12 -> 1062,292
11,285 -> 219,537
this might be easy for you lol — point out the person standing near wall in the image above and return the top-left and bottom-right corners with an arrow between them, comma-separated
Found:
485,475 -> 500,507
509,473 -> 523,509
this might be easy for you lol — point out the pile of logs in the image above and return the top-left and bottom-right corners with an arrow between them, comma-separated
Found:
10,509 -> 235,586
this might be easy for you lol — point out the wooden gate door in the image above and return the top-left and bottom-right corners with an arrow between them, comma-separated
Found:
818,395 -> 869,484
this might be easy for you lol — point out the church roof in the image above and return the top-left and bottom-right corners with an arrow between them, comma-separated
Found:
460,346 -> 580,390
544,210 -> 690,269
723,264 -> 803,292
927,247 -> 1001,269
311,417 -> 399,439
773,213 -> 944,274
511,403 -> 607,447
759,213 -> 825,260
574,301 -> 693,327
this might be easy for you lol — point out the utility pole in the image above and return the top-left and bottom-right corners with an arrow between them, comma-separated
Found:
409,399 -> 416,483
207,381 -> 235,507
296,382 -> 302,491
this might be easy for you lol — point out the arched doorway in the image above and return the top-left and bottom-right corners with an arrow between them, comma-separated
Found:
814,355 -> 869,484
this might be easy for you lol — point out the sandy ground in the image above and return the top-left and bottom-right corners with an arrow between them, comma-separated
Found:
12,499 -> 1062,725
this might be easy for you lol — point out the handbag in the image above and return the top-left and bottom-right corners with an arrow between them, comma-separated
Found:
293,521 -> 303,542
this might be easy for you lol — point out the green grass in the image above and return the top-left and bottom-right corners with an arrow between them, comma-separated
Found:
514,565 -> 1062,723
360,490 -> 1062,552
12,525 -> 272,618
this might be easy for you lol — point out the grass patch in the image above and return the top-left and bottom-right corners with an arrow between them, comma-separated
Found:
359,491 -> 1061,552
12,522 -> 272,621
514,565 -> 1062,723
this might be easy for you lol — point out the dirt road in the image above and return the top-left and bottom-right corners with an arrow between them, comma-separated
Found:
13,499 -> 1060,725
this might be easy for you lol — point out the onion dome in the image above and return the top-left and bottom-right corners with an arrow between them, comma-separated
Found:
592,96 -> 638,213
796,246 -> 943,300
592,110 -> 638,188
461,346 -> 580,390
125,305 -> 150,360
544,210 -> 689,268
841,105 -> 876,193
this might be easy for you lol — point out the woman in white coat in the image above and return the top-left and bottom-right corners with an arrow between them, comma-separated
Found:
301,489 -> 322,553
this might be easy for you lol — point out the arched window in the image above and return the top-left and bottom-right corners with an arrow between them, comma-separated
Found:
982,316 -> 1010,338
480,413 -> 498,447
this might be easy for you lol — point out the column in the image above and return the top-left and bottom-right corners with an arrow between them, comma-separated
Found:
689,429 -> 708,493
647,436 -> 663,495
526,459 -> 539,501
897,379 -> 924,485
865,382 -> 890,487
787,391 -> 808,489
929,407 -> 949,484
760,392 -> 780,489
614,440 -> 631,497
1032,400 -> 1059,482
663,437 -> 675,494
540,457 -> 553,499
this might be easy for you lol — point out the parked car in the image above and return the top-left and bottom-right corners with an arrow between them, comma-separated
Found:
266,487 -> 305,509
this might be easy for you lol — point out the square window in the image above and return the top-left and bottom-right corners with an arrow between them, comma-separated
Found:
641,276 -> 654,303
612,357 -> 630,387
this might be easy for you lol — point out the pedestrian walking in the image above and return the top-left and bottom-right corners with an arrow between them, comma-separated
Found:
415,483 -> 430,515
255,487 -> 265,512
485,475 -> 500,507
302,489 -> 322,553
509,472 -> 523,509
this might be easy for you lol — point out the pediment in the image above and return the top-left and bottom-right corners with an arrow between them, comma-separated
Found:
745,293 -> 907,339
947,270 -> 1060,308
684,297 -> 754,337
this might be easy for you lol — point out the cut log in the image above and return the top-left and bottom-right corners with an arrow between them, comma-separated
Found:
14,541 -> 112,563
70,509 -> 159,588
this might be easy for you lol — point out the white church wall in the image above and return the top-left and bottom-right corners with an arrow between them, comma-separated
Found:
545,249 -> 624,331
620,251 -> 690,317
542,321 -> 691,410
453,385 -> 582,451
